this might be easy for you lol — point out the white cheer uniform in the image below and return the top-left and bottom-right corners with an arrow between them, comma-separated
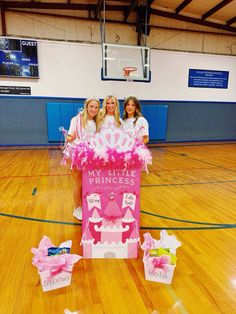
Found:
122,116 -> 149,139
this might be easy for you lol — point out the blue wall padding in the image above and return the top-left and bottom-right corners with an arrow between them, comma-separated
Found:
141,104 -> 168,140
0,96 -> 236,145
46,102 -> 168,142
46,102 -> 84,141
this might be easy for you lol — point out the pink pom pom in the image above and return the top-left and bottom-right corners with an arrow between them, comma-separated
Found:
71,129 -> 152,172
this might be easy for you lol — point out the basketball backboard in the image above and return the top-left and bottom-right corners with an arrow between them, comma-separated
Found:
101,43 -> 151,82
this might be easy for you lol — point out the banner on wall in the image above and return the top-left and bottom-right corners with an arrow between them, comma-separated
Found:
0,85 -> 31,95
188,69 -> 229,89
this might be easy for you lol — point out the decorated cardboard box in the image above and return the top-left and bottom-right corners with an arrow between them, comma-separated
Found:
31,236 -> 82,292
143,261 -> 175,284
72,128 -> 152,259
39,265 -> 73,292
141,231 -> 181,284
82,168 -> 140,258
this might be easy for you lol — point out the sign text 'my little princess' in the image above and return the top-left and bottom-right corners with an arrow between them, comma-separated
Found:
87,169 -> 137,185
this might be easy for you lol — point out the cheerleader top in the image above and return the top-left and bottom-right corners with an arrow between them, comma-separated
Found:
68,114 -> 96,144
100,115 -> 123,130
122,116 -> 149,138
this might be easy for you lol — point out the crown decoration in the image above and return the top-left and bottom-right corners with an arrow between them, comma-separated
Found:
72,128 -> 152,171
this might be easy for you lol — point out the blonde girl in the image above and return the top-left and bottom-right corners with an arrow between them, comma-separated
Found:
122,96 -> 149,144
64,97 -> 100,220
98,95 -> 122,130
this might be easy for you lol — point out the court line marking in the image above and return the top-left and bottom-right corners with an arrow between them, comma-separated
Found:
1,142 -> 235,152
0,147 -> 60,151
0,174 -> 235,189
0,212 -> 82,226
141,179 -> 236,187
151,166 -> 221,172
32,187 -> 37,196
1,212 -> 235,230
149,142 -> 236,148
156,147 -> 236,173
0,173 -> 69,179
140,210 -> 235,226
141,225 -> 236,230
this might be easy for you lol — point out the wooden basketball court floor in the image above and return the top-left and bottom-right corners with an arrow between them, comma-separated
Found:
0,142 -> 236,314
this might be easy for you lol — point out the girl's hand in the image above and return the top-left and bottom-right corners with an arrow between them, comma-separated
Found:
67,131 -> 76,142
143,135 -> 149,144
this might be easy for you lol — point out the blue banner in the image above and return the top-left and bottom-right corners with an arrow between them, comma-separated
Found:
188,69 -> 229,89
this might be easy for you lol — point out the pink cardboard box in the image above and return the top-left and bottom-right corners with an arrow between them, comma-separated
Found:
81,168 -> 140,258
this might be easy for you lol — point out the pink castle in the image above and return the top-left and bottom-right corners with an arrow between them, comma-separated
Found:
82,207 -> 139,258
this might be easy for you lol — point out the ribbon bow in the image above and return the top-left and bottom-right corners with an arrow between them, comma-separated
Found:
149,256 -> 169,273
50,262 -> 72,276
102,214 -> 122,222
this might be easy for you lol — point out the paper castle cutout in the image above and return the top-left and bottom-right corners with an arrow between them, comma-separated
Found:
82,206 -> 139,258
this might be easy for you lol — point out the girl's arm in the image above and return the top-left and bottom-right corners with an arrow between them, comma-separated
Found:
66,131 -> 76,142
137,117 -> 149,144
66,116 -> 77,142
143,135 -> 149,144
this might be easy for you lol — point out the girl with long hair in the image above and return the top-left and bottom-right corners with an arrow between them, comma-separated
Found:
64,97 -> 100,220
122,96 -> 149,144
98,95 -> 122,130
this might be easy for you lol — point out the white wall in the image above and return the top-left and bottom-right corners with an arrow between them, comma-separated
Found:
0,39 -> 236,101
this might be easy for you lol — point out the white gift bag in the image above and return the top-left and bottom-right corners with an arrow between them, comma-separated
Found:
39,265 -> 73,292
143,260 -> 175,284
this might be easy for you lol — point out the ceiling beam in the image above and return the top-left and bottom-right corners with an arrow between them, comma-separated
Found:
6,8 -> 235,37
227,16 -> 236,25
0,1 -> 91,10
0,1 -> 126,11
148,0 -> 155,6
124,0 -> 138,22
175,0 -> 193,14
1,8 -> 6,35
202,0 -> 233,20
94,0 -> 103,19
151,8 -> 236,33
1,1 -> 235,35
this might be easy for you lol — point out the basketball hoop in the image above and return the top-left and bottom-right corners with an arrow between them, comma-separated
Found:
123,66 -> 137,82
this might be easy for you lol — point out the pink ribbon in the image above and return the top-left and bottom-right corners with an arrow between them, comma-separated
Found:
141,233 -> 156,254
102,214 -> 122,222
50,263 -> 72,276
149,256 -> 169,273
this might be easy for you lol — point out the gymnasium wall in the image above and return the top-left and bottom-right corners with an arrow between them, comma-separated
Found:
0,39 -> 236,100
4,11 -> 236,56
0,97 -> 236,145
0,40 -> 236,145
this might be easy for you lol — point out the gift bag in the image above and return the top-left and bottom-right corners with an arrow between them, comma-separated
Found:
141,230 -> 181,284
39,265 -> 74,292
143,260 -> 175,284
31,236 -> 82,292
